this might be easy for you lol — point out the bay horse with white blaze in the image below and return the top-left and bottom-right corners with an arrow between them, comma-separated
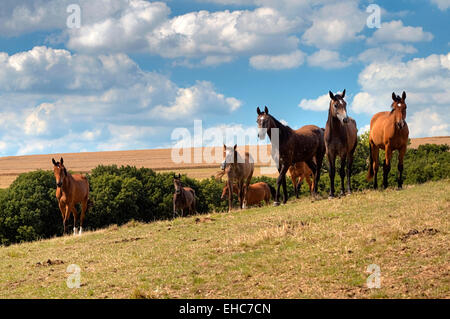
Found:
325,90 -> 358,198
368,92 -> 409,189
217,144 -> 254,212
173,174 -> 196,217
257,106 -> 325,205
52,158 -> 91,235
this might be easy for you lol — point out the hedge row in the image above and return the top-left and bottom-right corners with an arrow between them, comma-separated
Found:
0,134 -> 448,245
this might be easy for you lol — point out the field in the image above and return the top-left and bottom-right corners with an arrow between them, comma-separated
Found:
0,179 -> 448,299
0,137 -> 448,188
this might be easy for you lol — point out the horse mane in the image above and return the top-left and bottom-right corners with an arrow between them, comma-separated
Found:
267,114 -> 292,140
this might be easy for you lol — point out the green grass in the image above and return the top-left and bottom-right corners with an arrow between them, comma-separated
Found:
0,180 -> 449,299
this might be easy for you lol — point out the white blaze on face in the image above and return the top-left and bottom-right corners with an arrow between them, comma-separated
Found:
225,147 -> 235,164
258,115 -> 268,140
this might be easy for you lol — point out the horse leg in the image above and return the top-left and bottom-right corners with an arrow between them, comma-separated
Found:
296,176 -> 304,197
71,204 -> 79,236
397,146 -> 406,189
383,145 -> 393,189
63,204 -> 71,235
346,154 -> 354,195
80,200 -> 88,235
328,154 -> 336,198
274,165 -> 288,206
306,159 -> 318,197
291,173 -> 299,199
228,180 -> 233,212
372,145 -> 380,189
282,173 -> 288,204
339,157 -> 347,197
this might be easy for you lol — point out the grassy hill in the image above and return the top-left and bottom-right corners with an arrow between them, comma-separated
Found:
0,180 -> 448,299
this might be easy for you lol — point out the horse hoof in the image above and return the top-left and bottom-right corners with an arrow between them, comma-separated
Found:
273,201 -> 280,207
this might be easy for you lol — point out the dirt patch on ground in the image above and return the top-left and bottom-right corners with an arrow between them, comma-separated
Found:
35,259 -> 65,267
400,228 -> 440,241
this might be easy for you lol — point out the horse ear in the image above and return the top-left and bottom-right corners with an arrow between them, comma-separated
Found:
342,89 -> 346,98
257,107 -> 261,115
329,91 -> 335,101
223,144 -> 226,151
60,157 -> 64,165
178,173 -> 181,179
234,144 -> 237,150
52,158 -> 57,166
264,106 -> 269,114
402,91 -> 406,101
392,92 -> 397,101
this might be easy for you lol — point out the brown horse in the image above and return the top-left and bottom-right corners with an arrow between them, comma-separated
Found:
257,106 -> 325,205
217,144 -> 254,212
173,174 -> 196,217
325,90 -> 358,198
52,158 -> 91,235
368,92 -> 409,189
289,162 -> 314,198
221,182 -> 275,206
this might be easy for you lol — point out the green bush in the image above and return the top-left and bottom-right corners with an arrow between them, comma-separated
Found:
0,142 -> 448,246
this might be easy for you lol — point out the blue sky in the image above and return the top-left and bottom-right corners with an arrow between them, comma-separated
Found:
0,0 -> 449,156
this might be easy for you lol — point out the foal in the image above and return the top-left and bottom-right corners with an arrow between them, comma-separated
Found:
325,90 -> 358,198
220,144 -> 254,212
288,162 -> 314,198
368,92 -> 409,189
52,158 -> 91,235
173,174 -> 196,217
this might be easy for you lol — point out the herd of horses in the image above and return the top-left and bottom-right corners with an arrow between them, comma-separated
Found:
52,90 -> 409,235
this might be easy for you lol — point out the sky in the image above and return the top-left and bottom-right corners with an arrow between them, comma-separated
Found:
0,0 -> 449,156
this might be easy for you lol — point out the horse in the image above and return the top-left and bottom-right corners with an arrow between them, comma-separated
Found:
325,90 -> 358,198
368,91 -> 409,189
217,144 -> 254,212
52,158 -> 91,235
173,174 -> 196,218
256,106 -> 325,205
288,161 -> 314,198
221,182 -> 275,206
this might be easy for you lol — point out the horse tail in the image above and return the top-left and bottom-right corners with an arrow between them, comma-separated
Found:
268,184 -> 276,200
367,143 -> 374,181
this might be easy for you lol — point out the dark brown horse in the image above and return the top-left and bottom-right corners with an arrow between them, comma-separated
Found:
289,161 -> 314,198
257,106 -> 325,205
216,144 -> 254,212
221,182 -> 275,206
368,92 -> 409,189
325,90 -> 358,198
173,174 -> 196,217
52,158 -> 91,235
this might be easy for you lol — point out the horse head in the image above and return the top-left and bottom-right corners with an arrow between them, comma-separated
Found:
256,106 -> 275,140
52,157 -> 67,188
329,90 -> 349,124
391,91 -> 407,129
222,144 -> 237,170
173,173 -> 182,195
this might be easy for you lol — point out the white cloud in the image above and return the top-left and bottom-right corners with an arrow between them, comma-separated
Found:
249,50 -> 305,70
301,1 -> 366,49
351,52 -> 450,137
298,93 -> 330,112
409,109 -> 449,137
0,46 -> 242,155
366,20 -> 433,45
430,0 -> 450,11
307,50 -> 351,69
358,43 -> 418,63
